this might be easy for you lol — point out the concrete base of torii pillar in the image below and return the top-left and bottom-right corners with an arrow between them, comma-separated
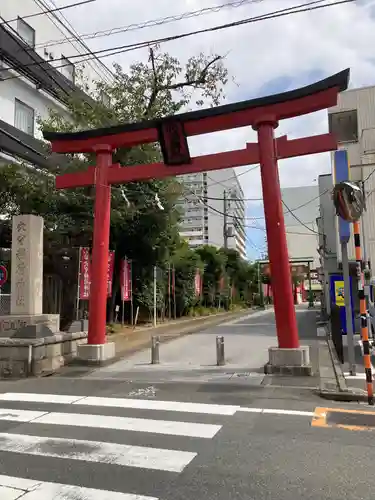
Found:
264,346 -> 312,376
77,343 -> 116,365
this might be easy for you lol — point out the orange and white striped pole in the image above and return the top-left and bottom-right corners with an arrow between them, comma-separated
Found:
354,220 -> 374,405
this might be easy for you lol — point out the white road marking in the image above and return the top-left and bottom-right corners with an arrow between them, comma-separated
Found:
0,474 -> 157,499
0,393 -> 315,419
0,433 -> 196,472
344,372 -> 373,380
77,397 -> 239,415
236,407 -> 263,413
0,393 -> 84,404
0,409 -> 47,422
0,392 -> 239,415
238,408 -> 314,416
0,409 -> 221,438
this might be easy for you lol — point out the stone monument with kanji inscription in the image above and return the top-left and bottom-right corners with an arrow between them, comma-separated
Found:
0,214 -> 59,336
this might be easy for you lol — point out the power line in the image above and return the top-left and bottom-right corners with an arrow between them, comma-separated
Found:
0,13 -> 71,99
206,165 -> 260,189
31,0 -> 114,83
183,189 -> 321,235
281,199 -> 322,235
0,0 -> 355,76
0,0 -> 95,24
35,0 -> 267,49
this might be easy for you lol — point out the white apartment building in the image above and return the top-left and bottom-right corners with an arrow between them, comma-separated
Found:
0,0 -> 112,168
179,168 -> 247,259
281,185 -> 320,269
328,85 -> 375,267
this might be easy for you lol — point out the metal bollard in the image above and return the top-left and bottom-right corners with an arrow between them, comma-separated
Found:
216,335 -> 225,366
151,335 -> 160,364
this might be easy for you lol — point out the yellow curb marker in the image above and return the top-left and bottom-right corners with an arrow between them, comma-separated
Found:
312,407 -> 375,432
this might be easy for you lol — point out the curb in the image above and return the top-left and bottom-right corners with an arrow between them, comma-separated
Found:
317,326 -> 369,402
318,389 -> 368,403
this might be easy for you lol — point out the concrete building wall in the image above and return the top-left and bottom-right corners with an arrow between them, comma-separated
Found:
0,0 -> 111,158
281,185 -> 320,268
328,85 -> 375,267
0,0 -> 111,87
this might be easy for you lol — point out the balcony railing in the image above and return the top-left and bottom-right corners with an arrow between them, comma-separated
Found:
0,24 -> 95,106
0,119 -> 66,169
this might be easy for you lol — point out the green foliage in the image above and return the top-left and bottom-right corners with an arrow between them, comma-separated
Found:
171,242 -> 202,316
0,45 -> 258,326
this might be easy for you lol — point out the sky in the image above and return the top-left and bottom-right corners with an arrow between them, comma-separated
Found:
53,0 -> 375,259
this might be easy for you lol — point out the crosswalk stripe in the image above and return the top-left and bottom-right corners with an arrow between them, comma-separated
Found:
0,432 -> 196,472
76,396 -> 239,415
0,408 -> 221,438
0,393 -> 83,404
0,409 -> 47,422
0,474 -> 158,499
35,411 -> 221,438
0,393 -> 239,415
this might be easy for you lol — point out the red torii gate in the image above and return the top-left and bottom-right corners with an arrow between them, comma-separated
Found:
43,68 -> 349,363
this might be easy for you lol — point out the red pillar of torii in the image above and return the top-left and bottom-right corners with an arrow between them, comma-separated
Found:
44,69 -> 349,352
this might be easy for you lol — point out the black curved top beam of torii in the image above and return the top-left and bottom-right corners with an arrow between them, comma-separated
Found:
43,68 -> 349,161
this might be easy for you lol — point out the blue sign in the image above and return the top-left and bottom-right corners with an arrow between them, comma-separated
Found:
334,150 -> 351,243
330,273 -> 355,334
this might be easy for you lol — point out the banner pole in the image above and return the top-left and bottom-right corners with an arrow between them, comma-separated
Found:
76,247 -> 81,321
130,260 -> 134,326
173,265 -> 176,320
168,263 -> 172,320
121,257 -> 126,326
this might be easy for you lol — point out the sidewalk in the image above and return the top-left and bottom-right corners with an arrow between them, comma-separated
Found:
317,327 -> 370,402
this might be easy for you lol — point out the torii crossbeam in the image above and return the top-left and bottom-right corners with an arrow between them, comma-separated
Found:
44,68 -> 349,362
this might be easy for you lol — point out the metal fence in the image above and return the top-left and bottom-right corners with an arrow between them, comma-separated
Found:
0,294 -> 10,315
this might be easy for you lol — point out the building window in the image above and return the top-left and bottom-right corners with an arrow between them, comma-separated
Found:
61,55 -> 75,83
14,99 -> 34,136
17,17 -> 35,48
328,110 -> 358,143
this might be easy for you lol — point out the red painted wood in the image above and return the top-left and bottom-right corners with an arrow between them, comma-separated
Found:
256,122 -> 300,348
55,133 -> 337,189
87,148 -> 112,345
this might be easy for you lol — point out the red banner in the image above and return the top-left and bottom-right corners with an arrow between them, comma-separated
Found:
120,258 -> 131,301
194,269 -> 202,296
79,248 -> 115,300
107,251 -> 115,297
79,247 -> 91,300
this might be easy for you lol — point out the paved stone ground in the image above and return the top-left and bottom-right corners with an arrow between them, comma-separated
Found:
78,305 -> 321,390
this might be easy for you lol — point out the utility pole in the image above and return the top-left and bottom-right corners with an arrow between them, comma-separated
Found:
258,261 -> 265,309
361,180 -> 373,340
223,189 -> 228,249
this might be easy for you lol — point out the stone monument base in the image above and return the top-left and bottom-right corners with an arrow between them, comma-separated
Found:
0,331 -> 87,378
0,314 -> 60,338
264,345 -> 312,376
77,342 -> 116,365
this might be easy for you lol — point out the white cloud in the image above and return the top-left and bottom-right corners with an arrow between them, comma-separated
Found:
56,0 -> 375,256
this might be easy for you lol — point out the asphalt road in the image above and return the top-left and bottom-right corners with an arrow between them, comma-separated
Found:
0,375 -> 374,499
